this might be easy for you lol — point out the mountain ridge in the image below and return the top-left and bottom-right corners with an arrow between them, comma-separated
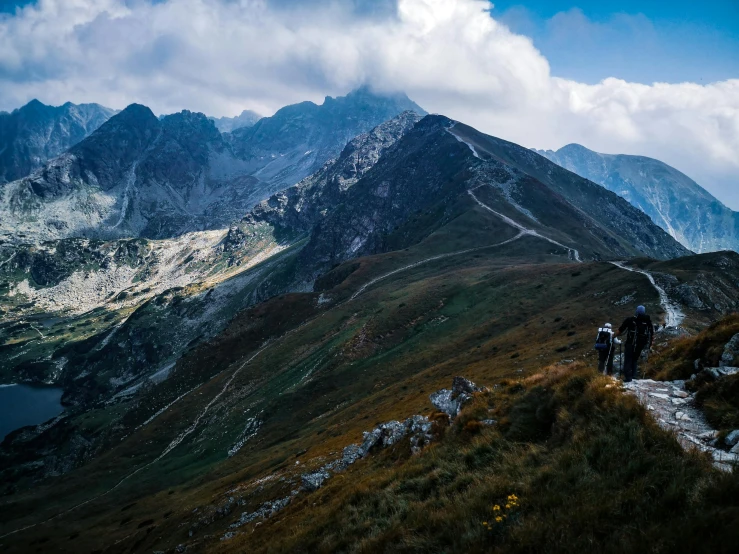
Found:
0,89 -> 428,244
537,143 -> 739,253
0,99 -> 116,184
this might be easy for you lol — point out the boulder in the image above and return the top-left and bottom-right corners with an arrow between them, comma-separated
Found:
406,415 -> 433,454
430,377 -> 482,417
340,444 -> 364,466
360,428 -> 383,454
705,368 -> 721,380
720,333 -> 739,367
725,429 -> 739,447
301,469 -> 330,492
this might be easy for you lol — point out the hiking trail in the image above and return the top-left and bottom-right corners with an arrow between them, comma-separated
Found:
468,187 -> 582,262
350,232 -> 524,300
609,261 -> 684,328
622,378 -> 738,471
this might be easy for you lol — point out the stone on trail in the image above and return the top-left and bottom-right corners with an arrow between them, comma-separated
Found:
648,392 -> 670,400
725,430 -> 739,447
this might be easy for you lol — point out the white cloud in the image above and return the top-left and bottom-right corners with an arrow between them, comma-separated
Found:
0,0 -> 737,207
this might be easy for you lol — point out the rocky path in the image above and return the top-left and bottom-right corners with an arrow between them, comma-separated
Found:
623,378 -> 737,471
609,261 -> 685,328
608,262 -> 739,470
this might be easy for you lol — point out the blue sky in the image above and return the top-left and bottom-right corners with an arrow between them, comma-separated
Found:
0,0 -> 737,207
491,0 -> 739,84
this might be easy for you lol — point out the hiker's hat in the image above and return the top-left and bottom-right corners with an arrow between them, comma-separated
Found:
604,323 -> 612,329
636,305 -> 646,315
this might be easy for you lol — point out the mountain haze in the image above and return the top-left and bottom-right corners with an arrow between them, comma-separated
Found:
0,105 -> 264,242
537,144 -> 739,253
210,110 -> 262,132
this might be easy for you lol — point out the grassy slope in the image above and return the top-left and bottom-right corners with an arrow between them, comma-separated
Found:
1,200 -> 736,552
224,365 -> 739,554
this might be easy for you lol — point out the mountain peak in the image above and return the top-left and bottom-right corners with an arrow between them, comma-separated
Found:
538,143 -> 738,253
116,103 -> 158,121
23,98 -> 45,108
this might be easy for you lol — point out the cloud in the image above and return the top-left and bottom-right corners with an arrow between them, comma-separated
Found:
0,0 -> 737,208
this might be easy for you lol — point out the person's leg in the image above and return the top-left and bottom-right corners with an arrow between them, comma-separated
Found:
598,350 -> 607,374
623,348 -> 634,382
632,345 -> 645,380
606,347 -> 615,375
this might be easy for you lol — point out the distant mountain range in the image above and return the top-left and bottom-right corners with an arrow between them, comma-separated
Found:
209,109 -> 262,133
0,100 -> 116,184
0,89 -> 424,243
537,144 -> 739,253
224,86 -> 426,192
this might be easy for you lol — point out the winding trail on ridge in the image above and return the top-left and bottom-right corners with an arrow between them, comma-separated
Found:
350,232 -> 524,300
609,261 -> 684,328
467,188 -> 582,263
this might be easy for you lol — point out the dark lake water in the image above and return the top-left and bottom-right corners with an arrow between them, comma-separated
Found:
0,384 -> 64,442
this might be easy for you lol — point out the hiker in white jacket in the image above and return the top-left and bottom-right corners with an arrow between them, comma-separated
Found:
594,323 -> 621,376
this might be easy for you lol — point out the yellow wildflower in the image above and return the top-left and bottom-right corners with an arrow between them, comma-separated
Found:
495,516 -> 503,523
505,504 -> 511,509
493,505 -> 501,511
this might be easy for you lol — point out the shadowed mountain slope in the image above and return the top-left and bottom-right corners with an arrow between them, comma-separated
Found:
0,105 -> 265,242
0,100 -> 116,184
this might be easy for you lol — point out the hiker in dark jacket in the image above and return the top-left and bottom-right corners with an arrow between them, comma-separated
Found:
614,305 -> 654,382
594,323 -> 620,376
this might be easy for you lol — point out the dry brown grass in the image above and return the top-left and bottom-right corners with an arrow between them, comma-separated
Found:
216,365 -> 739,554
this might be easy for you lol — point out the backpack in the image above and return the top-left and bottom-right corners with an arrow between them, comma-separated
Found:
594,329 -> 611,351
627,316 -> 652,348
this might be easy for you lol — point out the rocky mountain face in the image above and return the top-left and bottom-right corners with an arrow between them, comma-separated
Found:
0,100 -> 116,184
0,89 -> 427,244
210,109 -> 262,132
225,86 -> 426,195
0,104 -> 269,242
245,111 -> 424,239
537,144 -> 739,254
242,115 -> 689,287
